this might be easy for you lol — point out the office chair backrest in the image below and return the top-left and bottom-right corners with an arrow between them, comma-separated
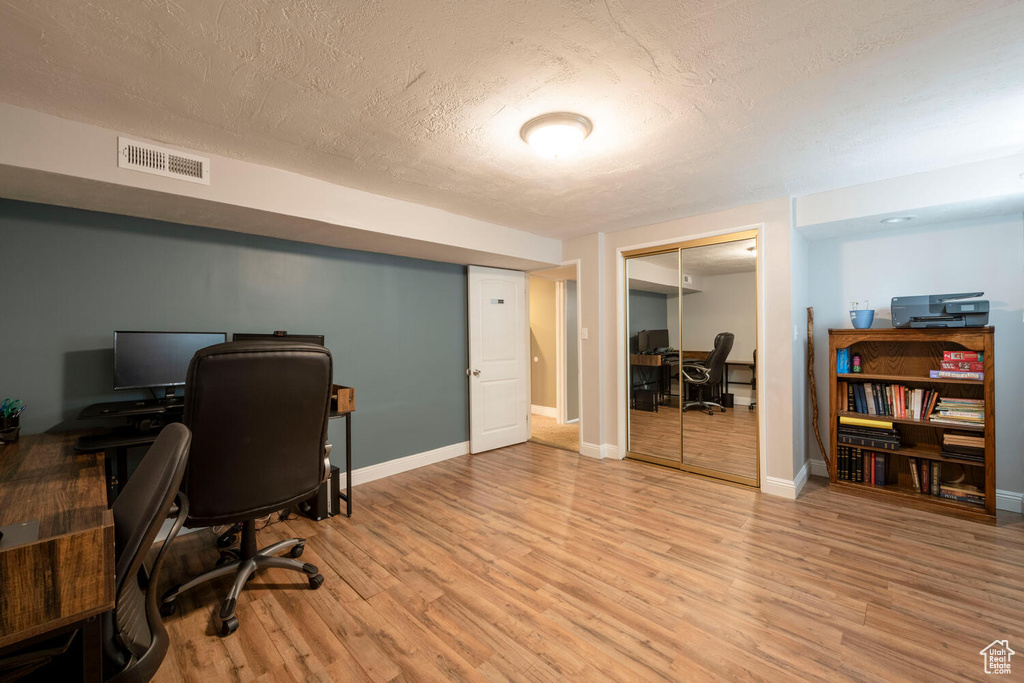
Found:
108,422 -> 191,682
182,341 -> 332,527
703,332 -> 735,384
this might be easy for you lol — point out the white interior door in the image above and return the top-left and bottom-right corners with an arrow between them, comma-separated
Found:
468,266 -> 530,454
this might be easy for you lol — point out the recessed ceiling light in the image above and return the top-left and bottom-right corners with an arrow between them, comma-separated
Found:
880,216 -> 915,224
520,112 -> 593,159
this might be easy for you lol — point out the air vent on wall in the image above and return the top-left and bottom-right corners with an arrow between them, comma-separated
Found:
117,137 -> 210,185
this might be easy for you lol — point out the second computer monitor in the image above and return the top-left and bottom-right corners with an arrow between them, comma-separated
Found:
644,329 -> 670,350
232,332 -> 326,346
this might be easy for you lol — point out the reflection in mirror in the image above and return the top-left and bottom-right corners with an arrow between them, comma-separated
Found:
626,252 -> 681,464
679,237 -> 758,482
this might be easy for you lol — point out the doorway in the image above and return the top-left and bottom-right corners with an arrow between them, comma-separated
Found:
624,231 -> 760,486
528,264 -> 581,453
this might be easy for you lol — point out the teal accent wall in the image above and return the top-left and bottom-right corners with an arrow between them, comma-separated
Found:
0,199 -> 468,470
628,290 -> 669,336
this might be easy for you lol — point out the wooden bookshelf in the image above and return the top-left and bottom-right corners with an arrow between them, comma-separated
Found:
828,327 -> 995,522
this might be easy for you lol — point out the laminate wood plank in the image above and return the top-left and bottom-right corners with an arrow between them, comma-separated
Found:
154,442 -> 1024,681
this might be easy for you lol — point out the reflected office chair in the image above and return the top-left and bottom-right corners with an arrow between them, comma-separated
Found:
0,423 -> 191,682
682,332 -> 734,415
160,341 -> 333,636
749,348 -> 757,411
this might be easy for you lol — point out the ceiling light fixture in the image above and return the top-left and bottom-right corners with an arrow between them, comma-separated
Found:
880,216 -> 915,224
520,112 -> 593,159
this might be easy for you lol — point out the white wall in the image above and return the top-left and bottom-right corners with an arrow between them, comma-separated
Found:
679,270 -> 757,404
529,277 -> 558,409
806,213 -> 1024,510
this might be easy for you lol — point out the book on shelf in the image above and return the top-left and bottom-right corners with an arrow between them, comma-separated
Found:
837,348 -> 851,373
929,370 -> 984,380
907,456 -> 921,490
929,398 -> 985,427
938,482 -> 985,506
939,360 -> 984,372
842,382 -> 939,421
874,453 -> 886,486
839,415 -> 894,429
930,462 -> 940,496
943,351 -> 983,362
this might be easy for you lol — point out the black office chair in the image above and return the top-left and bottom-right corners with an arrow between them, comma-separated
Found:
682,332 -> 734,415
159,341 -> 333,636
0,423 -> 191,682
749,348 -> 757,411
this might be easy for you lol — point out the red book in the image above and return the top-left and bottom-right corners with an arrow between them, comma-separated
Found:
870,454 -> 875,486
940,360 -> 984,372
943,351 -> 983,362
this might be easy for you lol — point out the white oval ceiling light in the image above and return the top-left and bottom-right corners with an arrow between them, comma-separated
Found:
520,112 -> 593,159
880,216 -> 915,224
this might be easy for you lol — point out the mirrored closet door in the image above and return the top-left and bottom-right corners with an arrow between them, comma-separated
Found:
625,251 -> 681,467
625,231 -> 760,487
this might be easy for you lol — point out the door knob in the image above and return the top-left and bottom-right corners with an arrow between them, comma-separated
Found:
471,369 -> 481,377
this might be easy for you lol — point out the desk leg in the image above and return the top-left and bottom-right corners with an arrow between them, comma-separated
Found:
116,446 -> 129,495
345,413 -> 352,517
82,615 -> 102,682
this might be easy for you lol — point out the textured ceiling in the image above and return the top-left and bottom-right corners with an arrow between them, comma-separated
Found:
1,1 -> 1023,239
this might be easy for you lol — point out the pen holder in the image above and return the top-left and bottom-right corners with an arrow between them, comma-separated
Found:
850,309 -> 875,329
0,415 -> 19,444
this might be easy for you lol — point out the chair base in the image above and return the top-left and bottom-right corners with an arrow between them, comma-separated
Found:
160,519 -> 324,636
682,399 -> 727,415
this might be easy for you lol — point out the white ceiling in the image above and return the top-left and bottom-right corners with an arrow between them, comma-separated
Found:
1,1 -> 1023,239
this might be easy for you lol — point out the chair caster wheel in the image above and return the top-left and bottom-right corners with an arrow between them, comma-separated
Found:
707,410 -> 714,416
215,555 -> 233,567
220,616 -> 239,637
308,574 -> 324,590
290,544 -> 305,559
720,407 -> 726,413
160,601 -> 176,617
216,533 -> 237,548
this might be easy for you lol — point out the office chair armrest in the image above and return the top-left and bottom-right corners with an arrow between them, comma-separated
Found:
681,364 -> 710,384
322,444 -> 333,484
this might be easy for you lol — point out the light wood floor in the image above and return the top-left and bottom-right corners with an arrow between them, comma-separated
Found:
629,402 -> 758,479
154,442 -> 1024,682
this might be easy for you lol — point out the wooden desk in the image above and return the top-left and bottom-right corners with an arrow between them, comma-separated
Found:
0,432 -> 114,677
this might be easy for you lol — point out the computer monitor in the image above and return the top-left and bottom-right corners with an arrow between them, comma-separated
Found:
646,329 -> 670,350
232,332 -> 325,345
114,331 -> 227,393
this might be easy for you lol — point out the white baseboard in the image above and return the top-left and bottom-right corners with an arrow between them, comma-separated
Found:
809,459 -> 1023,514
761,475 -> 800,500
531,404 -> 557,418
579,442 -> 621,460
996,490 -> 1023,514
809,458 -> 829,478
335,441 -> 469,488
566,418 -> 579,424
761,461 -> 808,500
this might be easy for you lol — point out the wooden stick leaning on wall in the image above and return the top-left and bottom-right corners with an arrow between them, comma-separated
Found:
807,307 -> 830,472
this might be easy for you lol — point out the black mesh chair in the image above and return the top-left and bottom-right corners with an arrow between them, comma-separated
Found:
159,341 -> 333,636
682,332 -> 734,415
749,348 -> 757,411
0,423 -> 191,682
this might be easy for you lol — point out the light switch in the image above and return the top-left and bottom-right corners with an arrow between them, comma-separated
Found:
581,327 -> 589,340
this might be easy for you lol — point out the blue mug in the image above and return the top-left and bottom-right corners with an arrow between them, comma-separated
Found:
850,309 -> 875,329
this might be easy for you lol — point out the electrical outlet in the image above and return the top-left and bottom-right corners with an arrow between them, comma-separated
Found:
793,324 -> 799,341
581,327 -> 589,340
